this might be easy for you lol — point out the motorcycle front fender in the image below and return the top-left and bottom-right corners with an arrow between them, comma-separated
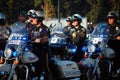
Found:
22,51 -> 39,63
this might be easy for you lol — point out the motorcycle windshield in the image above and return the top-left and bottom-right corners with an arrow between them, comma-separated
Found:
51,23 -> 66,38
88,22 -> 110,48
49,23 -> 67,45
6,22 -> 28,50
11,22 -> 28,34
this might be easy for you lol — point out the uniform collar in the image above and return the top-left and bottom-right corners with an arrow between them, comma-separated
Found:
75,25 -> 79,29
36,22 -> 43,28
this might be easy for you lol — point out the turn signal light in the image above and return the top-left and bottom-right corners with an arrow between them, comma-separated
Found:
98,55 -> 102,60
78,61 -> 82,65
14,59 -> 19,64
0,59 -> 3,64
84,54 -> 87,58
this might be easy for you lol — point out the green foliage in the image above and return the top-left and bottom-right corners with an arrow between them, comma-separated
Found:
34,0 -> 42,7
0,0 -> 120,25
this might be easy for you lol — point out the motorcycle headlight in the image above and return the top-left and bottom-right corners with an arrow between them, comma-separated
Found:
67,44 -> 77,54
87,44 -> 96,53
4,48 -> 12,58
67,48 -> 77,53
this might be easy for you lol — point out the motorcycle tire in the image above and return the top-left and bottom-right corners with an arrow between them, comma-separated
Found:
0,71 -> 18,80
86,68 -> 97,80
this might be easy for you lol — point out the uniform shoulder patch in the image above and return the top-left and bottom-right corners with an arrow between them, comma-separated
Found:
46,28 -> 49,31
81,27 -> 86,32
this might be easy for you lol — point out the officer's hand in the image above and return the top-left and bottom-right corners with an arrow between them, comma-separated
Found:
77,32 -> 85,38
116,36 -> 120,40
35,38 -> 41,43
42,36 -> 49,43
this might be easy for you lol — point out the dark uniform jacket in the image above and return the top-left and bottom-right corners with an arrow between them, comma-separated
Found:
107,22 -> 120,69
0,25 -> 11,50
63,25 -> 74,43
69,25 -> 86,62
107,22 -> 120,52
63,25 -> 74,35
29,24 -> 50,76
30,24 -> 50,51
70,25 -> 86,45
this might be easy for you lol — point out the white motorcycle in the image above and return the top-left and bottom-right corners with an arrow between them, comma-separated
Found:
0,22 -> 39,80
49,23 -> 81,80
79,22 -> 116,80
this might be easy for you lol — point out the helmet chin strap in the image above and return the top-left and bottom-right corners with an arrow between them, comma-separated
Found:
36,21 -> 43,27
75,25 -> 79,29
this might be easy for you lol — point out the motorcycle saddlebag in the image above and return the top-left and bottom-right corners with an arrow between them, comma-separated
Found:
0,64 -> 11,73
51,59 -> 81,79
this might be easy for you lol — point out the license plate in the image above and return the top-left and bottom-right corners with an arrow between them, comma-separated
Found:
8,40 -> 21,45
50,38 -> 58,43
63,70 -> 81,78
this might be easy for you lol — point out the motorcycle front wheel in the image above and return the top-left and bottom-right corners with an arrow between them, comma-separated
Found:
0,71 -> 18,80
86,68 -> 97,80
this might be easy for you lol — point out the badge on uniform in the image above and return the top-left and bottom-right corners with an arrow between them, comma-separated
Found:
81,28 -> 85,32
39,28 -> 42,32
116,27 -> 118,30
72,32 -> 76,38
46,28 -> 48,31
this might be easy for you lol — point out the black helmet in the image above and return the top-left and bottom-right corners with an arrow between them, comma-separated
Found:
66,16 -> 72,22
72,14 -> 82,23
107,11 -> 118,19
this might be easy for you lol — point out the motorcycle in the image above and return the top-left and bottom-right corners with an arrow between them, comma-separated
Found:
49,23 -> 81,80
0,22 -> 39,80
79,22 -> 116,80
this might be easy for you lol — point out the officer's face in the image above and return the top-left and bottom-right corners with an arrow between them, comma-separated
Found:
28,17 -> 34,24
31,18 -> 38,25
108,18 -> 115,25
73,20 -> 79,26
67,21 -> 72,26
18,15 -> 25,23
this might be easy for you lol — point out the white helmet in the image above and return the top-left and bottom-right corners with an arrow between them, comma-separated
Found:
72,14 -> 82,23
27,9 -> 36,17
35,10 -> 44,18
0,13 -> 6,20
27,9 -> 44,18
66,16 -> 72,22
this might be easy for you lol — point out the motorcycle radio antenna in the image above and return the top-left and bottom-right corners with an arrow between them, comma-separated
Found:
58,0 -> 60,23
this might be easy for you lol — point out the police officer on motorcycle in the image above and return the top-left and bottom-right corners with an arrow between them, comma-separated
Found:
70,14 -> 86,62
63,16 -> 74,35
27,9 -> 50,79
18,11 -> 26,23
0,12 -> 11,51
107,11 -> 120,75
26,9 -> 36,36
63,16 -> 74,43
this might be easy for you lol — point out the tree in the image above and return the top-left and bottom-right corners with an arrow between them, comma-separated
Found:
34,0 -> 55,21
0,0 -> 120,24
